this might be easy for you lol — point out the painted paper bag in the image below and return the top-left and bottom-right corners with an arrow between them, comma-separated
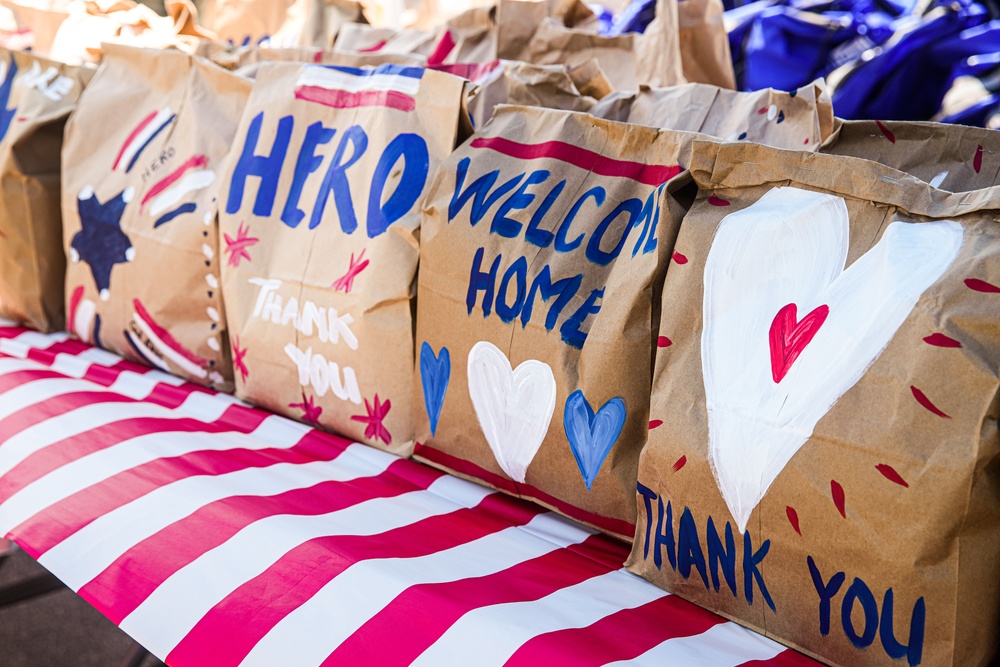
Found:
821,119 -> 1000,192
218,61 -> 466,454
415,105 -> 698,538
677,0 -> 734,89
496,0 -> 683,91
200,0 -> 364,47
62,44 -> 250,390
629,139 -> 1000,666
0,48 -> 90,332
592,79 -> 834,149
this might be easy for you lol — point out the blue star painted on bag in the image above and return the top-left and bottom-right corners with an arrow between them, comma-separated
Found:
0,53 -> 19,144
70,186 -> 135,301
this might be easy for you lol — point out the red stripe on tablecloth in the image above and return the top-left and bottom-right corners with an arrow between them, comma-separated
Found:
166,493 -> 542,667
504,594 -> 724,666
737,648 -> 822,666
0,406 -> 269,506
324,533 -> 624,667
415,443 -> 636,539
79,458 -> 446,624
469,137 -> 682,187
14,429 -> 347,557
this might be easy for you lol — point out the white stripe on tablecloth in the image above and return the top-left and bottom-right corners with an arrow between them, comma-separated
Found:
238,511 -> 593,667
410,568 -> 667,667
296,68 -> 421,95
0,412 -> 316,536
42,442 -> 392,588
604,619 -> 787,666
0,394 -> 239,484
124,475 -> 495,659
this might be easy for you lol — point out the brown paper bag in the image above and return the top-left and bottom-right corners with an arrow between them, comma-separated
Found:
630,139 -> 1000,666
496,0 -> 683,90
218,61 -> 466,454
677,0 -> 734,89
62,44 -> 250,389
200,0 -> 364,48
821,119 -> 1000,192
592,79 -> 834,148
333,21 -> 439,57
464,59 -> 604,129
0,48 -> 90,332
414,105 -> 703,538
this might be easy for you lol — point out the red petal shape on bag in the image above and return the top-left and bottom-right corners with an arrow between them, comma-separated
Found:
966,278 -> 1000,293
786,506 -> 801,535
657,336 -> 672,348
923,333 -> 961,348
648,420 -> 663,430
672,251 -> 688,264
875,464 -> 909,488
911,386 -> 951,419
973,144 -> 983,174
672,456 -> 687,473
708,194 -> 730,206
875,120 -> 895,143
830,480 -> 846,518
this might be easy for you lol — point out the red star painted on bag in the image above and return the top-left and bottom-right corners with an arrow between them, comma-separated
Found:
224,221 -> 259,268
351,394 -> 392,445
289,393 -> 322,424
231,336 -> 248,383
331,249 -> 370,293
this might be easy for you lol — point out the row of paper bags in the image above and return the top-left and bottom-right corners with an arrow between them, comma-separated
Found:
0,43 -> 998,667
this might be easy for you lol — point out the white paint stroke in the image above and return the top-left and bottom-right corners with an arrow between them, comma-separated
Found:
701,186 -> 963,532
149,170 -> 215,217
467,341 -> 556,483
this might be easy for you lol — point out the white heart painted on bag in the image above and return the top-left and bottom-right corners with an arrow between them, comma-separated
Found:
467,340 -> 556,483
702,187 -> 963,532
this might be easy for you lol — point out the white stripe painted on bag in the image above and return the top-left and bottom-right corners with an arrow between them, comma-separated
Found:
296,69 -> 421,95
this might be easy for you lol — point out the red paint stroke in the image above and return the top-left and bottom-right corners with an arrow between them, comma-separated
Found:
68,284 -> 84,328
648,419 -> 663,430
470,136 -> 682,187
431,61 -> 501,83
757,107 -> 768,115
923,332 -> 961,348
672,251 -> 688,264
133,298 -> 209,367
224,221 -> 259,268
672,455 -> 687,472
708,194 -> 730,206
786,506 -> 801,535
351,393 -> 392,445
331,248 -> 369,293
657,336 -> 672,348
140,154 -> 208,209
312,50 -> 322,63
875,120 -> 896,143
113,110 -> 158,170
965,278 -> 1000,293
358,39 -> 387,53
16,116 -> 26,122
875,463 -> 909,488
911,385 -> 950,419
289,393 -> 322,424
830,480 -> 846,518
769,303 -> 829,383
294,86 -> 416,113
803,138 -> 810,145
426,29 -> 456,66
232,336 -> 249,383
973,144 -> 983,174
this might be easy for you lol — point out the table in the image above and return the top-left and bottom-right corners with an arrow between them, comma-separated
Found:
0,323 -> 818,666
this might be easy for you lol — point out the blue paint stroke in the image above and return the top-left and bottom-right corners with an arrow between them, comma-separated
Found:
92,313 -> 102,348
563,390 -> 626,490
125,114 -> 176,173
419,342 -> 450,436
154,202 -> 197,228
0,53 -> 18,144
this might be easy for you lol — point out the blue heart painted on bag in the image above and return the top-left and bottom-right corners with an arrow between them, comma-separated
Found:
420,342 -> 450,436
563,390 -> 626,491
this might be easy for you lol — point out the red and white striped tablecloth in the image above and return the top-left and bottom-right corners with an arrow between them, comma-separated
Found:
0,324 -> 818,667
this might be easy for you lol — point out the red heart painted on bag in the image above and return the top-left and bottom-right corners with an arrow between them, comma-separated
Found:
768,303 -> 829,383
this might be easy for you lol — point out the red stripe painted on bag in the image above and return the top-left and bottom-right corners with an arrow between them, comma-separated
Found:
470,137 -> 682,187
